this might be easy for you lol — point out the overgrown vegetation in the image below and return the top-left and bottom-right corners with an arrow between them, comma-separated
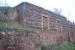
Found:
41,43 -> 75,50
0,21 -> 32,31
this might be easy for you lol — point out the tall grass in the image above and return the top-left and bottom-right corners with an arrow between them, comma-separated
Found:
41,43 -> 75,50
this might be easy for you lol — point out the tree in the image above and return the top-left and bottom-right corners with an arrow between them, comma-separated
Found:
0,0 -> 9,6
53,8 -> 62,15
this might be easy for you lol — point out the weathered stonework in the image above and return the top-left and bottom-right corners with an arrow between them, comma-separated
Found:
0,2 -> 75,50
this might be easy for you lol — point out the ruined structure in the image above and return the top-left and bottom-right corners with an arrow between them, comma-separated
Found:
0,2 -> 75,50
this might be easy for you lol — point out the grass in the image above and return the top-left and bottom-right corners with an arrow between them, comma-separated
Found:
0,21 -> 32,31
41,43 -> 75,50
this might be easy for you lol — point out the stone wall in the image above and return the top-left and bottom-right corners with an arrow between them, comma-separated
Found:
0,2 -> 75,50
0,29 -> 40,50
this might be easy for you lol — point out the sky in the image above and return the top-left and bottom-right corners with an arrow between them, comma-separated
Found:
0,0 -> 75,23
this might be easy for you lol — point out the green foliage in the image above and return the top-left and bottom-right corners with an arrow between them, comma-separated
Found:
0,21 -> 32,31
53,8 -> 62,14
41,43 -> 75,50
